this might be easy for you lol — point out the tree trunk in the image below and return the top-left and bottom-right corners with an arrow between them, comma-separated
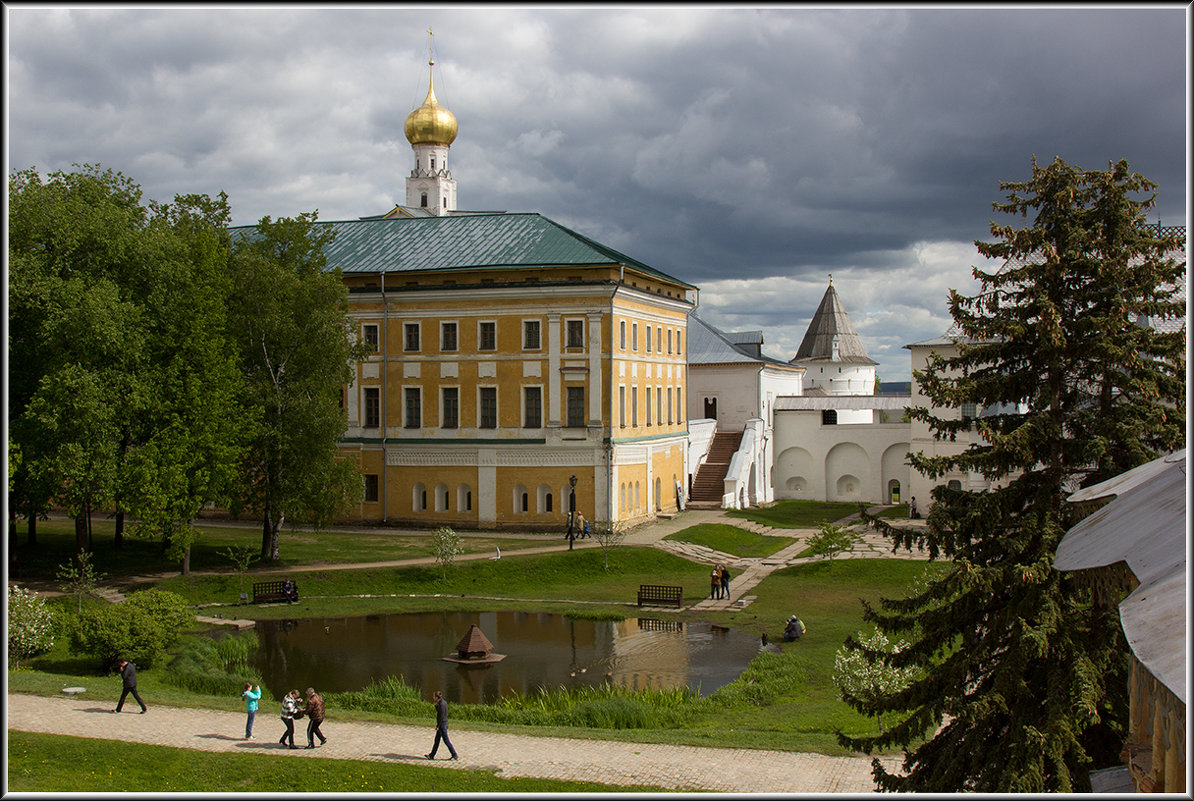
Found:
114,510 -> 124,551
74,511 -> 88,560
181,544 -> 191,576
268,512 -> 283,561
27,508 -> 37,547
261,507 -> 272,560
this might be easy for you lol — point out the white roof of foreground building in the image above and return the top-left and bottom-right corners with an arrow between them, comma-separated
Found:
1054,449 -> 1187,703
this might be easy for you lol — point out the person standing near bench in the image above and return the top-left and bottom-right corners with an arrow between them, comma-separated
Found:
425,690 -> 458,760
114,657 -> 147,714
303,687 -> 327,748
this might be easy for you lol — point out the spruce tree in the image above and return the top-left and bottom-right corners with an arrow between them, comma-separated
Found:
837,157 -> 1185,792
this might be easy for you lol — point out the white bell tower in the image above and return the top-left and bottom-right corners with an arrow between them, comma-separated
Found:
403,29 -> 458,215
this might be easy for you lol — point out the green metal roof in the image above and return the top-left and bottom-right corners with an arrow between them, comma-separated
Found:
229,211 -> 696,289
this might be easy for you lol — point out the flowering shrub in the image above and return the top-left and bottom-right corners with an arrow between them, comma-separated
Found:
833,627 -> 917,732
8,585 -> 56,668
431,526 -> 462,580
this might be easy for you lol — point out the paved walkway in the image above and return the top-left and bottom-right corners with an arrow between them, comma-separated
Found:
8,693 -> 901,793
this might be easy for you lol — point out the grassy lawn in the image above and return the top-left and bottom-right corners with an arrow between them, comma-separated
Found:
150,546 -> 712,612
9,518 -> 549,580
11,546 -> 946,757
6,731 -> 667,793
663,523 -> 797,557
725,500 -> 865,528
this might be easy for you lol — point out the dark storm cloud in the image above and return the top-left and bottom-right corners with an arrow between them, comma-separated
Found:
6,5 -> 1186,381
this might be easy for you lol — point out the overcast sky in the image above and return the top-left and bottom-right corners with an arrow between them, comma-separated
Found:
6,5 -> 1188,382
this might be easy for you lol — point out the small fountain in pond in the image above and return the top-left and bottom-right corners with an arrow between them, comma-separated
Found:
441,623 -> 506,665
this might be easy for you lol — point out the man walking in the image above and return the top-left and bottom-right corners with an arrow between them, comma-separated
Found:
425,690 -> 458,760
114,657 -> 148,714
303,687 -> 327,748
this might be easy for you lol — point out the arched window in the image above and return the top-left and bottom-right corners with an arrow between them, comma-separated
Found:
822,409 -> 838,425
420,192 -> 428,208
435,483 -> 449,512
413,482 -> 427,511
457,484 -> 473,512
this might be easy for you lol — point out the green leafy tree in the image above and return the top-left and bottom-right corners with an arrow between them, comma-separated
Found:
840,157 -> 1185,792
804,522 -> 862,563
431,525 -> 462,580
221,544 -> 260,600
55,550 -> 108,615
8,585 -> 57,669
9,166 -> 152,557
833,627 -> 916,733
117,192 -> 245,574
8,167 -> 244,573
227,213 -> 367,561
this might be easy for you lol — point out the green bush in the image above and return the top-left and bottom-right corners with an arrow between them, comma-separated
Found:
164,632 -> 264,696
123,588 -> 194,634
67,589 -> 193,671
330,675 -> 426,716
8,585 -> 57,668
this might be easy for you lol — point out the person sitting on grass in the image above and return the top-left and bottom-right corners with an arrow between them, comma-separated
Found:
783,615 -> 806,641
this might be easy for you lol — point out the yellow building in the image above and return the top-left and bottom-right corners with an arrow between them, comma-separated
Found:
326,51 -> 696,529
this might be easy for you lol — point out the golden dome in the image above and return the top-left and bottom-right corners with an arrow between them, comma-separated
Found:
404,60 -> 457,146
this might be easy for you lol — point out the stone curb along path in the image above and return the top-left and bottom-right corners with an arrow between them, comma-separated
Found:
8,693 -> 900,793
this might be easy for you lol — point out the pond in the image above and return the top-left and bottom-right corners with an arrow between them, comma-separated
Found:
247,610 -> 767,704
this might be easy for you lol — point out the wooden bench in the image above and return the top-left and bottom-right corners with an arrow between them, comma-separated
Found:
637,584 -> 683,608
252,580 -> 298,604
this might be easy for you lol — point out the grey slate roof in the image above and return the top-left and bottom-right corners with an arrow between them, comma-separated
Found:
229,211 -> 696,288
1054,450 -> 1187,703
687,313 -> 802,369
774,395 -> 910,411
791,282 -> 878,365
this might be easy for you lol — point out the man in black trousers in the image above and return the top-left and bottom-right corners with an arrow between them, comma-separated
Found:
425,690 -> 458,760
114,657 -> 147,714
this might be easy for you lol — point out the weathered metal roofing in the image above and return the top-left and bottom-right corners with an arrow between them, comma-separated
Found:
687,313 -> 800,369
775,395 -> 910,411
1066,449 -> 1186,503
1054,450 -> 1187,702
228,212 -> 696,288
792,282 -> 878,365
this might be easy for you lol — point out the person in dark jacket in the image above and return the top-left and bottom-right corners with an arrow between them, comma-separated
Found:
425,690 -> 458,760
114,658 -> 148,714
303,687 -> 327,748
719,564 -> 731,602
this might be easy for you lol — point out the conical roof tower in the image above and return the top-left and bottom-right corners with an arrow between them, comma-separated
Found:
791,277 -> 878,366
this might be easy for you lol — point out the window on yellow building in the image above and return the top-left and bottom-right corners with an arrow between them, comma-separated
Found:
619,320 -> 626,349
524,320 -> 541,350
364,387 -> 380,428
441,322 -> 457,352
442,387 -> 458,429
524,386 -> 542,428
566,386 -> 585,427
479,321 -> 496,351
363,324 -> 379,353
479,387 -> 497,428
404,388 -> 421,428
363,474 -> 378,503
404,322 -> 420,352
566,319 -> 584,349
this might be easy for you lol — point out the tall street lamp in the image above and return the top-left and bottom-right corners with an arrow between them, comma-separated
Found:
567,474 -> 578,551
